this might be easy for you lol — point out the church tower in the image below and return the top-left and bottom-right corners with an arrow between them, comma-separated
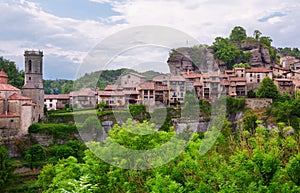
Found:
22,50 -> 44,121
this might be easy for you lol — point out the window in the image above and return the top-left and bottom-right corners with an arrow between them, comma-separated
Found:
29,77 -> 31,80
250,73 -> 253,77
28,60 -> 32,71
10,119 -> 14,122
241,74 -> 244,77
128,75 -> 131,78
50,104 -> 53,107
257,79 -> 260,83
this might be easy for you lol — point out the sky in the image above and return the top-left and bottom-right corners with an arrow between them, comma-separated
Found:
0,0 -> 300,79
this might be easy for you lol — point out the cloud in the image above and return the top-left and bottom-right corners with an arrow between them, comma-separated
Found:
1,0 -> 300,79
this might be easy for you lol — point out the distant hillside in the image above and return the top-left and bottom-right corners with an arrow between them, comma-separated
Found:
73,69 -> 160,91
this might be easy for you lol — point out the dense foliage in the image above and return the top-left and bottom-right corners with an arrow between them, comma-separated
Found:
257,77 -> 280,100
0,146 -> 15,191
35,118 -> 300,192
277,47 -> 300,59
0,57 -> 24,89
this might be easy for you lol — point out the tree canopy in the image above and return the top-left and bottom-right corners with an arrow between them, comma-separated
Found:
0,57 -> 24,89
229,26 -> 247,42
257,77 -> 280,100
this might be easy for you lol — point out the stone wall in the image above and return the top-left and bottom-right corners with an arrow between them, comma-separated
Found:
245,98 -> 272,110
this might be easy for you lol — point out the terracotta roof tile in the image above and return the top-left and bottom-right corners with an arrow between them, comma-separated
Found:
0,71 -> 8,77
0,113 -> 19,118
155,85 -> 169,91
0,84 -> 20,91
45,94 -> 70,100
169,75 -> 186,81
98,91 -> 125,96
123,91 -> 139,95
138,82 -> 155,90
182,72 -> 202,79
22,102 -> 36,106
104,85 -> 123,91
246,68 -> 272,73
8,93 -> 31,100
229,77 -> 246,82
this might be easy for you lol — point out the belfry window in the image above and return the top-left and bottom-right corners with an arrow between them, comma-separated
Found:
29,60 -> 32,71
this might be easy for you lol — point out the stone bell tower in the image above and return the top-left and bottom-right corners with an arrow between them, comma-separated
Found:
22,50 -> 44,121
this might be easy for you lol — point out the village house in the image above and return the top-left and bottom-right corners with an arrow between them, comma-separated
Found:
44,94 -> 70,110
97,90 -> 126,109
120,72 -> 146,86
245,68 -> 272,90
70,88 -> 97,109
274,78 -> 294,95
280,56 -> 300,69
272,65 -> 290,78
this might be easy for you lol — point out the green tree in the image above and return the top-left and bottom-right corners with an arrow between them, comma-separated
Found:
229,26 -> 247,42
257,77 -> 280,100
259,36 -> 272,47
213,37 -> 241,69
0,146 -> 14,191
0,57 -> 24,89
253,30 -> 262,40
247,90 -> 256,98
233,63 -> 251,69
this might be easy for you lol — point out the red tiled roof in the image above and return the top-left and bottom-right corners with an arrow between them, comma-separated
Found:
169,75 -> 185,82
104,84 -> 122,91
0,71 -> 8,77
220,74 -> 228,78
138,82 -> 155,90
0,84 -> 20,91
98,91 -> 125,96
182,72 -> 202,79
22,102 -> 36,106
123,90 -> 139,95
155,85 -> 169,91
0,113 -> 19,118
274,78 -> 293,82
0,97 -> 4,100
45,94 -> 70,100
293,80 -> 300,86
246,68 -> 272,73
8,93 -> 31,100
272,65 -> 289,71
229,77 -> 246,82
225,70 -> 234,73
221,80 -> 230,85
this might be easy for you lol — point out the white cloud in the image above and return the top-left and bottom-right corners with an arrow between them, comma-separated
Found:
1,0 -> 300,79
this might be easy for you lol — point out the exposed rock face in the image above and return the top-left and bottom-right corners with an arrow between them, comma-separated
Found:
249,49 -> 263,67
167,47 -> 220,74
241,39 -> 260,50
168,41 -> 275,73
261,46 -> 271,64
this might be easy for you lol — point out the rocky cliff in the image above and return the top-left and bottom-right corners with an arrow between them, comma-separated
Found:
167,40 -> 276,73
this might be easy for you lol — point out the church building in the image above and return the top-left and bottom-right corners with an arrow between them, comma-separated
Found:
0,51 -> 44,138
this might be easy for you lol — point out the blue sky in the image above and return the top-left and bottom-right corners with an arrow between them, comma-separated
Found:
0,0 -> 300,79
29,0 -> 118,20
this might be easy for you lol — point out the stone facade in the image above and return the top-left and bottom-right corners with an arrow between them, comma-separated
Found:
120,72 -> 146,86
22,51 -> 44,121
245,98 -> 273,110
